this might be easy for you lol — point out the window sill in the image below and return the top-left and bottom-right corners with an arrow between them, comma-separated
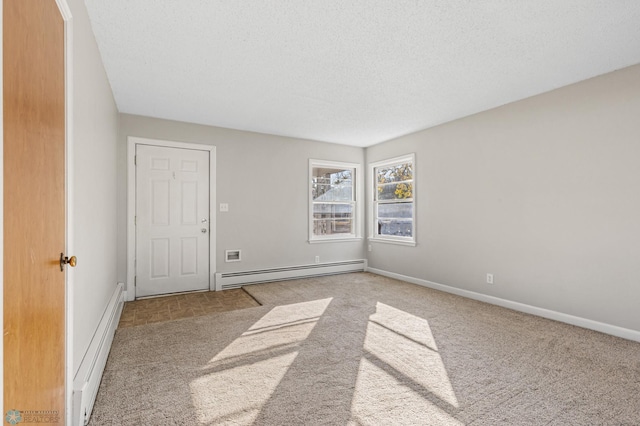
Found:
308,237 -> 363,244
368,237 -> 416,247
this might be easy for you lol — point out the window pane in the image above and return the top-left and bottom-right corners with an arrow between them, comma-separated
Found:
378,202 -> 412,218
377,219 -> 413,237
377,182 -> 413,200
313,203 -> 353,217
312,167 -> 353,202
376,162 -> 412,184
376,203 -> 413,237
313,203 -> 353,236
313,219 -> 353,236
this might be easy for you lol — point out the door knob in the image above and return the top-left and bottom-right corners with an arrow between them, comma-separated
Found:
201,228 -> 207,233
60,253 -> 77,271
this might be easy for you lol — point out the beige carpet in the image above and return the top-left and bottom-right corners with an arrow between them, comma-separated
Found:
90,273 -> 640,425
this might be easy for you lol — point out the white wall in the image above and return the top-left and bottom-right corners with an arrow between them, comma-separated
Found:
117,114 -> 365,285
69,0 -> 119,374
366,64 -> 640,333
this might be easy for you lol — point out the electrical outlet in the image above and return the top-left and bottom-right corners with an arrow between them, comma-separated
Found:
315,256 -> 320,264
486,273 -> 494,284
219,203 -> 229,212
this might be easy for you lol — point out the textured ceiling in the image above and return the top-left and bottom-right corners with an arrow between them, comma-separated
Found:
85,1 -> 640,147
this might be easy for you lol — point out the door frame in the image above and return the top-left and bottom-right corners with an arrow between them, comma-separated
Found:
57,0 -> 74,422
1,0 -> 74,419
126,136 -> 216,302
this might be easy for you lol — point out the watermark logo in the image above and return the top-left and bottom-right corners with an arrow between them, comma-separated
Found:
5,410 -> 22,425
4,409 -> 59,424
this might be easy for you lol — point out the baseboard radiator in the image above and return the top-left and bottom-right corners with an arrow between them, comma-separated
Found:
215,259 -> 367,291
72,282 -> 125,426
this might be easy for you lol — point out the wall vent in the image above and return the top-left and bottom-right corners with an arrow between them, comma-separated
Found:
225,249 -> 242,262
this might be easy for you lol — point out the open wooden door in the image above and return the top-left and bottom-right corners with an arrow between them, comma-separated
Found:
3,0 -> 68,423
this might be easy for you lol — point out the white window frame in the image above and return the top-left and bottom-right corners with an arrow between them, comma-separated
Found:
369,153 -> 416,246
309,159 -> 362,243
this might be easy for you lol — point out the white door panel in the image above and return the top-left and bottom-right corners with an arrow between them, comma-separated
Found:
136,144 -> 210,297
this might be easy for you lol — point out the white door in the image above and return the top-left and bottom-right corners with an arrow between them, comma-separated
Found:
135,144 -> 210,297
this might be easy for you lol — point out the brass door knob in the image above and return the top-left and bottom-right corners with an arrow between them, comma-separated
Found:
60,253 -> 77,271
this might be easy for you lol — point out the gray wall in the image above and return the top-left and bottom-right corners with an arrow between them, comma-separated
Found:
70,0 -> 119,374
117,114 -> 365,284
117,65 -> 640,334
366,64 -> 640,332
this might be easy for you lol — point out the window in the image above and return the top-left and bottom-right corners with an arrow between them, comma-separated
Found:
309,160 -> 361,242
370,154 -> 415,245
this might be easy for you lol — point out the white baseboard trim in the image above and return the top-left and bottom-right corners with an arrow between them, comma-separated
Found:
72,282 -> 125,425
367,267 -> 640,343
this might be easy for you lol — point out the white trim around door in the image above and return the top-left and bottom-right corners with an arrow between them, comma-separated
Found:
126,136 -> 217,302
55,0 -> 75,422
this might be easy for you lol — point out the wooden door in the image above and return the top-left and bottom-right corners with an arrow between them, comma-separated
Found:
135,145 -> 210,298
3,0 -> 66,424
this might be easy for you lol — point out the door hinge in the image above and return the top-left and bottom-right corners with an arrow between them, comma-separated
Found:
134,276 -> 137,286
134,215 -> 137,225
134,155 -> 137,165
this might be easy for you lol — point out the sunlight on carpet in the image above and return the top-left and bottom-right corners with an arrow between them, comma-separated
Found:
190,296 -> 461,425
189,298 -> 333,424
350,302 -> 461,425
365,302 -> 458,407
90,273 -> 640,425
